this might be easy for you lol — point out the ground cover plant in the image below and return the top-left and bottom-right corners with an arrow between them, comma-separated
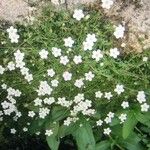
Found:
0,2 -> 150,150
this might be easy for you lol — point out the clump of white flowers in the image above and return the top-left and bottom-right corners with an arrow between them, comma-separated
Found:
1,7 -> 149,144
7,26 -> 20,43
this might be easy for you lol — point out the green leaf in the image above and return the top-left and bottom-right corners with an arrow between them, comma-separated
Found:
122,132 -> 144,150
135,112 -> 150,127
122,111 -> 137,139
73,120 -> 96,150
46,122 -> 60,150
46,135 -> 60,150
51,106 -> 70,122
96,140 -> 111,150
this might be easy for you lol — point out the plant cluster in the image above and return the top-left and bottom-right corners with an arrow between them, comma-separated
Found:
0,3 -> 150,150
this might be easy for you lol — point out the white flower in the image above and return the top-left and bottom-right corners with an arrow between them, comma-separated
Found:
24,73 -> 33,82
73,9 -> 84,21
47,69 -> 55,77
104,92 -> 113,100
39,49 -> 48,59
92,50 -> 103,62
28,111 -> 35,117
1,84 -> 7,89
107,112 -> 114,118
74,79 -> 84,88
0,65 -> 5,74
74,93 -> 84,103
104,117 -> 112,124
114,84 -> 124,95
34,98 -> 42,106
51,0 -> 59,5
39,107 -> 50,118
64,37 -> 74,48
95,91 -> 103,98
119,113 -> 127,123
85,71 -> 95,81
143,57 -> 148,62
114,24 -> 125,39
121,101 -> 129,109
43,97 -> 55,105
7,62 -> 15,71
137,91 -> 146,104
10,128 -> 16,134
96,119 -> 103,126
10,34 -> 20,43
45,129 -> 53,136
23,127 -> 28,132
37,81 -> 52,96
20,67 -> 29,75
109,48 -> 120,59
52,47 -> 61,57
73,55 -> 82,64
83,41 -> 94,51
51,79 -> 59,87
104,128 -> 111,135
14,49 -> 24,62
60,56 -> 69,65
7,26 -> 17,35
141,103 -> 149,112
101,0 -> 114,9
86,34 -> 97,43
63,71 -> 72,81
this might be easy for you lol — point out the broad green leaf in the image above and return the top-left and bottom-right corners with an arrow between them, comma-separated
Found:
135,112 -> 150,127
46,135 -> 60,150
122,132 -> 144,150
51,106 -> 70,122
73,120 -> 96,150
122,111 -> 137,139
46,122 -> 60,150
96,140 -> 111,150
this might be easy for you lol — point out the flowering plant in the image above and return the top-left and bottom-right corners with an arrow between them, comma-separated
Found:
0,4 -> 150,150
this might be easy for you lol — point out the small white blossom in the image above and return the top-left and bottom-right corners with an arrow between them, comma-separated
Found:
14,49 -> 24,62
83,41 -> 94,51
63,71 -> 72,81
47,69 -> 55,77
96,119 -> 103,126
143,57 -> 148,62
73,55 -> 82,64
43,97 -> 55,105
104,117 -> 112,124
34,98 -> 42,106
109,48 -> 120,59
52,47 -> 61,57
1,84 -> 7,89
137,91 -> 146,104
85,71 -> 95,81
104,128 -> 111,135
114,24 -> 125,39
104,92 -> 113,100
7,61 -> 15,71
0,65 -> 5,74
107,112 -> 114,118
28,111 -> 35,117
51,79 -> 59,87
73,9 -> 84,21
95,91 -> 103,98
121,101 -> 129,109
23,127 -> 28,132
64,37 -> 74,48
10,128 -> 16,134
45,129 -> 53,136
92,50 -> 103,62
119,113 -> 127,123
141,103 -> 149,112
39,49 -> 48,59
60,56 -> 69,65
74,79 -> 84,88
114,84 -> 124,95
86,34 -> 97,43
